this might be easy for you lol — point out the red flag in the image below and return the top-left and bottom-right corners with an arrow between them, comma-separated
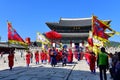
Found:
92,16 -> 108,40
88,37 -> 94,46
8,22 -> 25,44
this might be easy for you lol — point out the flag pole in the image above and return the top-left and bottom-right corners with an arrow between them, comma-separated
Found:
92,15 -> 100,55
7,20 -> 10,48
91,15 -> 94,52
92,15 -> 98,55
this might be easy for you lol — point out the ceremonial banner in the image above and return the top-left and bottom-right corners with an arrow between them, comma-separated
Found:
36,32 -> 49,44
8,22 -> 26,45
36,32 -> 45,42
92,16 -> 109,42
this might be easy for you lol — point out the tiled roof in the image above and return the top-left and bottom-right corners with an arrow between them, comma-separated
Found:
46,17 -> 111,29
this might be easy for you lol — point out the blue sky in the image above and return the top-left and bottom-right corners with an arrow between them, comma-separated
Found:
0,0 -> 120,42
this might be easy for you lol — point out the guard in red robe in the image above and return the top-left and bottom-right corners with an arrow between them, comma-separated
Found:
84,51 -> 91,65
26,51 -> 31,67
56,49 -> 61,62
89,51 -> 96,74
43,50 -> 47,63
40,50 -> 44,63
35,50 -> 39,64
56,50 -> 62,62
8,50 -> 14,70
59,50 -> 63,61
67,49 -> 73,63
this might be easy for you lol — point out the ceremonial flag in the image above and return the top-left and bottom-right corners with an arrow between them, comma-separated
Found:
8,22 -> 26,45
36,32 -> 49,44
92,16 -> 109,42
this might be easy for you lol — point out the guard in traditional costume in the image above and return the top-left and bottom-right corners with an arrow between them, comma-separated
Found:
43,50 -> 47,63
89,51 -> 96,74
8,50 -> 14,70
40,50 -> 44,63
35,50 -> 39,64
26,51 -> 31,67
67,49 -> 73,63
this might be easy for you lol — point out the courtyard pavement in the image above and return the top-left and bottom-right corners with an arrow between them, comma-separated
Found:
0,54 -> 112,80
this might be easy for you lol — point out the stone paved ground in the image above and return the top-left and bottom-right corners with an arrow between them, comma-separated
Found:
0,54 -> 113,80
68,60 -> 112,80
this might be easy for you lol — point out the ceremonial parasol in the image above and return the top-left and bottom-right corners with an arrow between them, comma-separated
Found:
45,30 -> 62,40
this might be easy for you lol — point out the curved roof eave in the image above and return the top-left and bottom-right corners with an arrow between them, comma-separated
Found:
46,17 -> 111,30
60,17 -> 92,21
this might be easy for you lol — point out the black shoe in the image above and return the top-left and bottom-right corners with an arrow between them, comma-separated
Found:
9,67 -> 12,71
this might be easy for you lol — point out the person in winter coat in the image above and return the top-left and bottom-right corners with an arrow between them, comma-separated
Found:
35,50 -> 39,64
62,48 -> 68,66
114,52 -> 120,80
108,53 -> 114,79
8,50 -> 15,70
50,47 -> 57,67
77,46 -> 83,61
26,51 -> 31,67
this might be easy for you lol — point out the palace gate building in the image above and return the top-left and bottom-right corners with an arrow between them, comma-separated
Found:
46,17 -> 111,47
